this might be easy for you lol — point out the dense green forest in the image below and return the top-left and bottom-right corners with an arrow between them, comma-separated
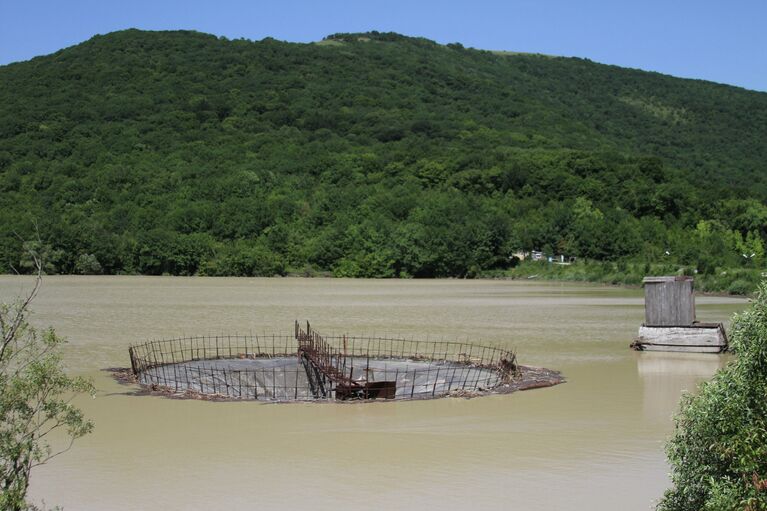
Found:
0,30 -> 766,283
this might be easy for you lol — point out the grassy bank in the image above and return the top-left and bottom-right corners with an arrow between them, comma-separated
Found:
481,260 -> 763,295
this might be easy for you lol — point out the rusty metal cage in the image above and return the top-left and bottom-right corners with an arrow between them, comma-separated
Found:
128,322 -> 517,402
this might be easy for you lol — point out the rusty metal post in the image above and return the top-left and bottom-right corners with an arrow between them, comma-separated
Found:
129,346 -> 137,375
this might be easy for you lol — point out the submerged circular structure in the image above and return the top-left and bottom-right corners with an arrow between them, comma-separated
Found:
127,322 -> 531,402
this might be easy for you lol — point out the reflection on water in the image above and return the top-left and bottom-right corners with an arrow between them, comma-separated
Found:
0,276 -> 747,511
637,352 -> 729,425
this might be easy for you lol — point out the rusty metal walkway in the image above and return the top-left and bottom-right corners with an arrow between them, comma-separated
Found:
296,321 -> 372,399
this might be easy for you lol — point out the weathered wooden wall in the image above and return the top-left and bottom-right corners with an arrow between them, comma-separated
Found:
643,276 -> 695,326
634,324 -> 727,353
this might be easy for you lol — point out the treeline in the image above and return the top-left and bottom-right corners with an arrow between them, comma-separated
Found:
0,30 -> 766,279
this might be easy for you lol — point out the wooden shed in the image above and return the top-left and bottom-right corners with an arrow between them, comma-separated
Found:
632,276 -> 727,353
643,276 -> 695,326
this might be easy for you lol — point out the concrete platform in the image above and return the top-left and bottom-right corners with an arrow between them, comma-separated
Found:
631,323 -> 728,353
137,356 -> 501,401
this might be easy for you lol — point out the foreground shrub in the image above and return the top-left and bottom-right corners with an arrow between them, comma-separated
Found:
1,269 -> 94,510
658,281 -> 767,510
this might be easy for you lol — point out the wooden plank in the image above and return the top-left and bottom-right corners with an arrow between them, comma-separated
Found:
638,325 -> 725,345
634,324 -> 727,353
636,344 -> 724,353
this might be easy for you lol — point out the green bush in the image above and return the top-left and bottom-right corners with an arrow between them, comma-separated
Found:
658,280 -> 767,510
200,241 -> 285,277
728,278 -> 755,296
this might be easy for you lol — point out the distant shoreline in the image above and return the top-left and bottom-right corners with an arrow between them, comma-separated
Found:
479,260 -> 761,297
0,269 -> 755,299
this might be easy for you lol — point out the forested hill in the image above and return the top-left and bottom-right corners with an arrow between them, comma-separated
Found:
1,29 -> 766,277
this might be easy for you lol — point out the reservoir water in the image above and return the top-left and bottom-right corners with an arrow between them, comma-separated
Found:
0,276 -> 747,510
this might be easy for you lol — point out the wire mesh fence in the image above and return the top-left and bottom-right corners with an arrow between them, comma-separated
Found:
129,327 -> 517,402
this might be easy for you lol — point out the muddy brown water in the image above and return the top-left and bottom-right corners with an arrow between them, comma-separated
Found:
0,276 -> 747,510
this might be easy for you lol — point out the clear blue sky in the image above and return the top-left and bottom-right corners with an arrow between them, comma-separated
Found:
1,0 -> 765,91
